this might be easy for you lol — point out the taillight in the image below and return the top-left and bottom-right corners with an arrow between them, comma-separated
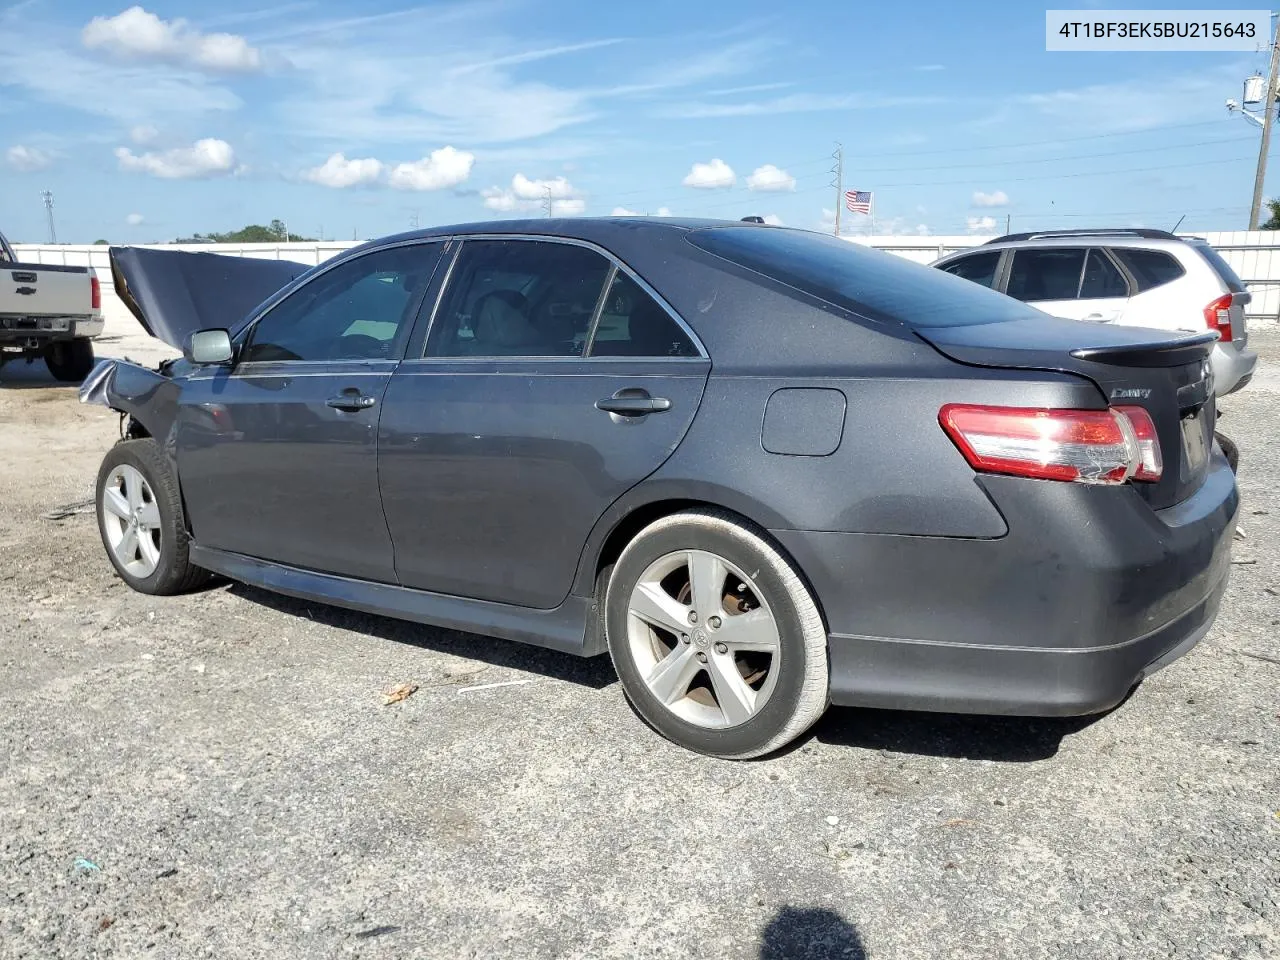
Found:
1204,293 -> 1232,342
939,404 -> 1163,485
90,274 -> 101,310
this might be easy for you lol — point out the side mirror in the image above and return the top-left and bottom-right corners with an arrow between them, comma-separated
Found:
185,328 -> 234,365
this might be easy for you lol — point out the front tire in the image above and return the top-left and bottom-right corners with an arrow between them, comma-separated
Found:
43,338 -> 95,382
96,439 -> 210,595
605,509 -> 829,759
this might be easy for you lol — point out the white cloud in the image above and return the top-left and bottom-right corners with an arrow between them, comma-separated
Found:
656,206 -> 672,217
126,213 -> 145,226
682,158 -> 734,189
483,173 -> 583,214
746,164 -> 795,192
966,216 -> 998,233
612,206 -> 641,216
6,144 -> 52,172
482,186 -> 519,211
659,93 -> 942,120
302,152 -> 384,188
972,190 -> 1009,208
387,146 -> 474,191
130,124 -> 158,144
551,197 -> 586,216
115,137 -> 237,179
512,173 -> 575,200
82,6 -> 263,72
763,214 -> 784,226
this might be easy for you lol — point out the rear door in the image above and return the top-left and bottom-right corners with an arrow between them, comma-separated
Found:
378,237 -> 710,608
176,241 -> 444,582
1005,246 -> 1129,323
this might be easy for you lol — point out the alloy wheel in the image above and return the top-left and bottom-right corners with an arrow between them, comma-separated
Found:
101,464 -> 162,579
626,549 -> 782,728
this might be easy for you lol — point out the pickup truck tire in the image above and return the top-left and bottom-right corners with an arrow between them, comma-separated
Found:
43,338 -> 95,382
96,439 -> 211,595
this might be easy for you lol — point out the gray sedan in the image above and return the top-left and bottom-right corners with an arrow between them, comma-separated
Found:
83,219 -> 1238,757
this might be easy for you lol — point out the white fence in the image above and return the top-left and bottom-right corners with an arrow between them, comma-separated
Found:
15,231 -> 1280,325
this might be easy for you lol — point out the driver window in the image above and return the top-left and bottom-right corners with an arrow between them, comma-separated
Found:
242,244 -> 439,362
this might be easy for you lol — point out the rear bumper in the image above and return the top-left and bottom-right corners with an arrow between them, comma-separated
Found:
1211,341 -> 1256,396
0,316 -> 101,344
773,449 -> 1238,716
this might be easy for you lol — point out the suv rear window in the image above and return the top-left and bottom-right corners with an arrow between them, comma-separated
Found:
687,227 -> 1031,328
1187,240 -> 1246,293
1111,248 -> 1185,293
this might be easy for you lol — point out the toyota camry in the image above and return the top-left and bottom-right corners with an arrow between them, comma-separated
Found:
81,219 -> 1238,758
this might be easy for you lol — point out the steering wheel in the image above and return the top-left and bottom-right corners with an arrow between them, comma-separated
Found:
333,334 -> 389,360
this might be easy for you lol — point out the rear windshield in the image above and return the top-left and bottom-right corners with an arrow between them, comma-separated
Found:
1187,240 -> 1246,293
687,227 -> 1033,327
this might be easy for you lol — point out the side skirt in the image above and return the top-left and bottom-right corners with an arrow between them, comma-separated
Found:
189,545 -> 599,657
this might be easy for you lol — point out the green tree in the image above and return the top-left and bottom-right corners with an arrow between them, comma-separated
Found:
93,239 -> 109,245
1262,199 -> 1280,231
172,222 -> 315,243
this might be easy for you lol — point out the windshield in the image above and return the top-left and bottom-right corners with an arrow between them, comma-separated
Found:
1188,240 -> 1246,293
687,226 -> 1036,328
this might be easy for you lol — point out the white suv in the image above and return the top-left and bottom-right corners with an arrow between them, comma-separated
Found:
932,229 -> 1257,396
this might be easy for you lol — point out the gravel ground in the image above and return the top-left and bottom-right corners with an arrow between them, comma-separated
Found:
1,308 -> 1277,959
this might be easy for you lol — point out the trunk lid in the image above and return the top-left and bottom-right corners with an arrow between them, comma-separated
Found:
916,314 -> 1217,510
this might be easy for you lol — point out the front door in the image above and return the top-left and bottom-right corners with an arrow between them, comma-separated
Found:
378,238 -> 710,608
176,241 -> 444,581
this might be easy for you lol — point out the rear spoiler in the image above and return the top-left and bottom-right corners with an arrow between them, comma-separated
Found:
1070,331 -> 1217,368
109,246 -> 310,349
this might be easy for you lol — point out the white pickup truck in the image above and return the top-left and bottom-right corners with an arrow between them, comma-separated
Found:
1,229 -> 104,381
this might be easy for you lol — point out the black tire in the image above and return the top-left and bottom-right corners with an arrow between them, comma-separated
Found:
43,338 -> 95,382
95,439 -> 211,595
604,508 -> 829,759
1215,431 -> 1239,473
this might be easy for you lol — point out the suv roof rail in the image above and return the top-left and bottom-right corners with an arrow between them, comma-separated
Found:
984,228 -> 1182,245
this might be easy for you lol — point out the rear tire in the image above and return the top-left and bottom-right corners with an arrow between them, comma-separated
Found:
1215,431 -> 1239,473
96,439 -> 211,595
43,338 -> 95,382
604,508 -> 829,759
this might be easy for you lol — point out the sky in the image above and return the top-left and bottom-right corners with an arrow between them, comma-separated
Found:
0,0 -> 1275,242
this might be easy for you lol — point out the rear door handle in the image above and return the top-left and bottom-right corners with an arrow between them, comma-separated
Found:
595,394 -> 672,416
325,392 -> 377,412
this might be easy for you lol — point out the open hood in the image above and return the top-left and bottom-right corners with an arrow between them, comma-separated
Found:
109,246 -> 310,349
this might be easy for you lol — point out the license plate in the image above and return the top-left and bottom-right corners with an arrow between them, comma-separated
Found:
1182,411 -> 1208,472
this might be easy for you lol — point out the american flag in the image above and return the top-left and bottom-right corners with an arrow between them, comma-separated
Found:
845,190 -> 873,215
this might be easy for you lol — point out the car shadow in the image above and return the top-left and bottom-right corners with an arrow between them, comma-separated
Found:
0,362 -> 76,388
804,704 -> 1104,762
225,582 -> 619,690
759,906 -> 866,960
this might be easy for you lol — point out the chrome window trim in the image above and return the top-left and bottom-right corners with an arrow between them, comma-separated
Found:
417,233 -> 709,361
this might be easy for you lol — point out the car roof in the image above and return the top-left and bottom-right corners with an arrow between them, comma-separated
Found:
965,229 -> 1198,254
372,216 -> 738,246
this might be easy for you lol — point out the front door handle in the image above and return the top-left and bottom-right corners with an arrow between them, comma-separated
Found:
595,393 -> 672,416
325,392 -> 377,412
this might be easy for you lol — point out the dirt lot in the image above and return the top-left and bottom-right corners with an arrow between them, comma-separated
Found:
1,305 -> 1277,959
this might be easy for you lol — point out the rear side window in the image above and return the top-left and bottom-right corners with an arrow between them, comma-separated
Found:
940,250 -> 1001,289
687,227 -> 1033,328
1079,249 -> 1128,299
1187,241 -> 1246,293
588,272 -> 699,358
1111,248 -> 1185,293
1006,248 -> 1085,302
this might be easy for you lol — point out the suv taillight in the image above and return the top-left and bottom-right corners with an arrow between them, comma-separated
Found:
939,404 -> 1163,484
90,274 -> 101,310
1204,293 -> 1232,342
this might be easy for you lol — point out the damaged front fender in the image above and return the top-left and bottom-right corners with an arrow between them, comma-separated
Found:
79,357 -> 183,454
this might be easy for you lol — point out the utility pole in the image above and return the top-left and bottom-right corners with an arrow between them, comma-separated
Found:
829,144 -> 843,237
543,186 -> 554,218
1250,14 -> 1280,229
41,191 -> 56,243
1006,213 -> 1011,234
